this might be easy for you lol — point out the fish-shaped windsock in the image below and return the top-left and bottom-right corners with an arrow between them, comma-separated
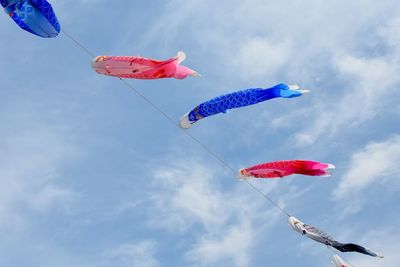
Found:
178,84 -> 309,129
92,51 -> 199,80
238,160 -> 335,180
288,217 -> 384,258
1,0 -> 60,38
332,254 -> 351,267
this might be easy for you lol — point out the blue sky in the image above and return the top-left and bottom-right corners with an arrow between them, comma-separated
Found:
1,1 -> 399,266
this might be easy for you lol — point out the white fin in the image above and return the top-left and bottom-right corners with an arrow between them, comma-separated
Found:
298,89 -> 310,94
288,84 -> 300,90
177,51 -> 186,63
288,84 -> 310,94
326,164 -> 336,169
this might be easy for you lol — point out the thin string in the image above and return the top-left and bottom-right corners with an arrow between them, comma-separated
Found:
61,29 -> 95,57
62,29 -> 292,218
120,77 -> 292,218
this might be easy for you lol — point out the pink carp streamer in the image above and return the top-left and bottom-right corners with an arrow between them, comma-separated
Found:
92,51 -> 199,80
238,160 -> 335,179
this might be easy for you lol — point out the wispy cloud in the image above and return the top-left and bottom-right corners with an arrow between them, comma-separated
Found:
145,157 -> 284,266
104,240 -> 159,267
146,161 -> 229,232
333,135 -> 400,213
0,99 -> 81,231
30,184 -> 76,213
295,51 -> 400,146
231,38 -> 292,82
186,223 -> 252,267
345,228 -> 398,267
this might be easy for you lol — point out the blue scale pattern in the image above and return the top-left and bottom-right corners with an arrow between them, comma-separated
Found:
188,84 -> 297,123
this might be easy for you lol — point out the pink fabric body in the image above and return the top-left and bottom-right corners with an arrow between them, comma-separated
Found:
92,55 -> 196,80
242,160 -> 331,178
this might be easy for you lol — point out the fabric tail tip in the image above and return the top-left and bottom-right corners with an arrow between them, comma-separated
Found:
177,51 -> 186,63
376,252 -> 384,258
326,163 -> 336,169
288,84 -> 310,95
298,89 -> 310,94
191,71 -> 201,77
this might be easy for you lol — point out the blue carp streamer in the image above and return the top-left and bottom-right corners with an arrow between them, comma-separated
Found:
1,0 -> 60,38
179,83 -> 309,129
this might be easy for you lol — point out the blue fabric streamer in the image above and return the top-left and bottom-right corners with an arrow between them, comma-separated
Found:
185,83 -> 302,125
2,0 -> 60,38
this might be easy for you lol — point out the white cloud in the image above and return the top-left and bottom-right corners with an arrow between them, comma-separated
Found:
346,228 -> 399,267
379,17 -> 400,50
332,135 -> 400,216
0,110 -> 80,230
232,38 -> 291,81
294,52 -> 400,146
146,157 -> 287,267
105,240 -> 159,267
147,162 -> 229,232
334,135 -> 400,199
30,184 -> 76,213
290,13 -> 400,146
104,200 -> 146,218
186,223 -> 252,267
